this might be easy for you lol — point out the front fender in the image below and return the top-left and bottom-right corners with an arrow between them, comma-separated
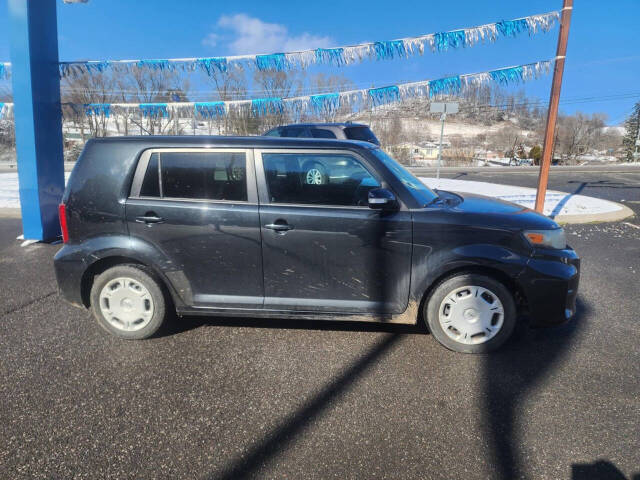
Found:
410,242 -> 530,302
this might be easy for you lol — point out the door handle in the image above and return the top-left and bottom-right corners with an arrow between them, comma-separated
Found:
265,222 -> 293,232
135,214 -> 165,224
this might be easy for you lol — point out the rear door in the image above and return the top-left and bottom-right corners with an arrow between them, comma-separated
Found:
126,148 -> 263,309
255,149 -> 412,314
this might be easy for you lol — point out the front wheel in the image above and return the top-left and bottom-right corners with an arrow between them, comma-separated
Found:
425,273 -> 516,353
90,264 -> 168,340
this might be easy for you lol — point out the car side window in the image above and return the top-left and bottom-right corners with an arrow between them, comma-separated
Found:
280,127 -> 310,138
140,153 -> 160,197
262,153 -> 380,206
310,128 -> 337,139
138,151 -> 247,202
264,128 -> 281,137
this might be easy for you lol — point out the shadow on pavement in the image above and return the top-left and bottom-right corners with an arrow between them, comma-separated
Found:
567,179 -> 640,190
207,333 -> 403,480
572,460 -> 639,480
481,297 -> 589,479
550,181 -> 587,218
163,312 -> 429,337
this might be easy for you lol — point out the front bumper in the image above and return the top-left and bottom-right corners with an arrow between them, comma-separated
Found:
518,246 -> 580,326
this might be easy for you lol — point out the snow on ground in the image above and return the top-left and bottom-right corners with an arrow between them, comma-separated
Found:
420,177 -> 624,219
0,172 -> 70,209
0,172 -> 625,220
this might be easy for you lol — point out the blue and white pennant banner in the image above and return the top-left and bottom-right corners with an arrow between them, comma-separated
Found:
0,102 -> 11,120
54,11 -> 559,78
74,60 -> 553,118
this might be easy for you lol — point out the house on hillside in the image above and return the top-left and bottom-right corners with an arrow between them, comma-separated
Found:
397,141 -> 449,166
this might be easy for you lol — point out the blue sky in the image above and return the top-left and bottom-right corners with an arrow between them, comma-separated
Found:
1,0 -> 639,125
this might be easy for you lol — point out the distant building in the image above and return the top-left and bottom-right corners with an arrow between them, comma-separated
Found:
396,141 -> 450,165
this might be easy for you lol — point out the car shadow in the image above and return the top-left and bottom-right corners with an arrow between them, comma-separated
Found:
206,332 -> 404,480
166,297 -> 590,479
481,297 -> 590,479
571,460 -> 639,480
162,311 -> 428,337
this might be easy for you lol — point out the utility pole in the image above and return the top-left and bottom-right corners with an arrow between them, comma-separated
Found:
436,112 -> 446,180
534,0 -> 573,213
634,109 -> 640,162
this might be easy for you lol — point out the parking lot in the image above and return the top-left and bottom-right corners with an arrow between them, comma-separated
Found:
1,169 -> 639,479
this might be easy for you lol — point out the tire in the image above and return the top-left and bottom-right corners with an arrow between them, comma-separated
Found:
302,162 -> 328,185
424,273 -> 516,353
90,264 -> 167,340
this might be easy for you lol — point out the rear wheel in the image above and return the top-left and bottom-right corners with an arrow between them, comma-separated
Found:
90,264 -> 167,340
425,273 -> 516,353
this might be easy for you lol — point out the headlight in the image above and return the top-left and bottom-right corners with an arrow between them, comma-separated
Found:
523,228 -> 567,249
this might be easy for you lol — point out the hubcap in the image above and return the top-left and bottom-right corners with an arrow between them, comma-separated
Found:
438,285 -> 504,345
305,168 -> 324,185
98,277 -> 154,332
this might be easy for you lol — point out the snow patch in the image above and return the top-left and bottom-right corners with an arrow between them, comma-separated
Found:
420,177 -> 624,218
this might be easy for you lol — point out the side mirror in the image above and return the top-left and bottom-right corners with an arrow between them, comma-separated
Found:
368,188 -> 397,210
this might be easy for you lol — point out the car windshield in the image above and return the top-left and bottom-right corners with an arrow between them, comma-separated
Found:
371,149 -> 438,207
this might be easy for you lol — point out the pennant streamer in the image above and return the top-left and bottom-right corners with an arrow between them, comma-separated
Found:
51,11 -> 559,77
61,60 -> 552,120
140,103 -> 169,118
195,101 -> 226,118
84,103 -> 111,117
0,63 -> 8,80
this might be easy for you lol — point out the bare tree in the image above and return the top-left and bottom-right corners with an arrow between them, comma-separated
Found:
204,69 -> 249,135
61,71 -> 118,138
556,113 -> 607,162
252,69 -> 302,131
123,68 -> 190,135
307,73 -> 355,122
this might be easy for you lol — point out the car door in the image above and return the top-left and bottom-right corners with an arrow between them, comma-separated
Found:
255,149 -> 412,314
126,148 -> 263,309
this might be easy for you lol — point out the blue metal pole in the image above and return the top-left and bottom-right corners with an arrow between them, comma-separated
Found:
8,0 -> 65,241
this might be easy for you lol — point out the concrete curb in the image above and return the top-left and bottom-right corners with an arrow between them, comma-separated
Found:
554,203 -> 635,224
0,208 -> 22,218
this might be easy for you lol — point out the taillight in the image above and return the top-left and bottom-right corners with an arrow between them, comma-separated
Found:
58,203 -> 69,243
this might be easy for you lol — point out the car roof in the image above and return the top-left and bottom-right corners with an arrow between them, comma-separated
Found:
273,122 -> 369,128
87,135 -> 378,150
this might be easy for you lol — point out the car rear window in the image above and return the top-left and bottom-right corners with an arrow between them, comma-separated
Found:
343,126 -> 380,145
138,151 -> 247,201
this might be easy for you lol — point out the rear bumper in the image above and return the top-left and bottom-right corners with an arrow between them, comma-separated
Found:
518,247 -> 580,326
53,244 -> 87,308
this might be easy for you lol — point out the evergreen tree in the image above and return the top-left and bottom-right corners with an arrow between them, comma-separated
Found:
528,145 -> 542,165
622,101 -> 640,162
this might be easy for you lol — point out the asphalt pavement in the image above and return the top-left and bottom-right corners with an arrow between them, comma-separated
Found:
0,170 -> 638,479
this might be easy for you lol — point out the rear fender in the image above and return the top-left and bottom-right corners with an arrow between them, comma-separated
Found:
69,235 -> 190,308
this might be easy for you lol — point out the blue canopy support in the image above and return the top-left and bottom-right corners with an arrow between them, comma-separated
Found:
8,0 -> 65,241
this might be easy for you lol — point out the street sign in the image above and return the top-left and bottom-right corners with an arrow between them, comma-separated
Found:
430,102 -> 459,114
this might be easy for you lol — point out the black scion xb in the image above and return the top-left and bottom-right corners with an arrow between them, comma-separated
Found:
54,136 -> 580,353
